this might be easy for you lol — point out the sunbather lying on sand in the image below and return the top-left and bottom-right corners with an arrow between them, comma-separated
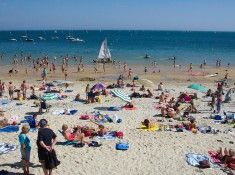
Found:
142,119 -> 156,129
61,124 -> 91,144
217,148 -> 235,170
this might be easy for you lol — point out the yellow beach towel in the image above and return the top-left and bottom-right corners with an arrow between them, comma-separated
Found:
140,124 -> 159,131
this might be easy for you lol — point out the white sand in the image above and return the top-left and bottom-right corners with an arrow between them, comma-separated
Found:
0,70 -> 235,175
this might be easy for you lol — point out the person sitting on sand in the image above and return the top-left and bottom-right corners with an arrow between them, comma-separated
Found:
62,124 -> 85,142
130,90 -> 141,98
139,85 -> 146,91
29,86 -> 38,99
0,117 -> 9,128
186,100 -> 198,113
124,102 -> 134,108
159,92 -> 166,103
205,89 -> 213,97
183,117 -> 197,133
75,93 -> 81,101
142,89 -> 153,98
142,119 -> 156,129
97,124 -> 108,137
157,82 -> 163,91
87,90 -> 96,103
102,89 -> 108,96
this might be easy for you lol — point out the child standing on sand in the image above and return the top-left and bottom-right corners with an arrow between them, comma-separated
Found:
19,125 -> 31,175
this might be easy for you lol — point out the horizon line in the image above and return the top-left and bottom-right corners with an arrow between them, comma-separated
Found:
0,29 -> 235,33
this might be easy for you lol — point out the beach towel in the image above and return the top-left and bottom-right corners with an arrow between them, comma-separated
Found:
65,90 -> 73,93
186,153 -> 210,167
0,99 -> 9,106
96,132 -> 116,140
0,125 -> 19,133
208,151 -> 221,164
52,109 -> 78,116
0,143 -> 17,155
108,106 -> 122,111
58,130 -> 78,146
140,124 -> 159,131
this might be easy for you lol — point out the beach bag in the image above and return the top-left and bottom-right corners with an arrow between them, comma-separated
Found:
116,142 -> 129,150
115,131 -> 124,139
214,115 -> 222,120
80,115 -> 90,120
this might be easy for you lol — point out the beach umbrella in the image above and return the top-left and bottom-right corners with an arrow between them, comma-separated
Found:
111,89 -> 131,103
188,84 -> 208,92
91,83 -> 107,91
138,79 -> 154,87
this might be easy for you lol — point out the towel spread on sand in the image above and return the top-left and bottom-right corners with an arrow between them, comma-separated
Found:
140,124 -> 159,131
96,132 -> 116,140
185,153 -> 210,167
52,109 -> 78,115
0,143 -> 18,155
0,125 -> 19,133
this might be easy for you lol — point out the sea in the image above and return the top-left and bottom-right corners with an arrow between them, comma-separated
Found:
0,30 -> 235,66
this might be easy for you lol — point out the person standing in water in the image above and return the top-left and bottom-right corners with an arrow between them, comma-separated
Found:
173,57 -> 176,68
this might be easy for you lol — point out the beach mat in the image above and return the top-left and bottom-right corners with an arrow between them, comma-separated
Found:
139,124 -> 159,131
96,132 -> 116,140
0,125 -> 19,133
0,143 -> 18,155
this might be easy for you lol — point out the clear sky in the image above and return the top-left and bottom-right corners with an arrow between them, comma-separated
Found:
0,0 -> 235,31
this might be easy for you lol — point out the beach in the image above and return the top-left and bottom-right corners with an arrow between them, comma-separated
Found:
0,63 -> 235,175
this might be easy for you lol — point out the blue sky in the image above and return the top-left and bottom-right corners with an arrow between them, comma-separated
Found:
0,0 -> 235,31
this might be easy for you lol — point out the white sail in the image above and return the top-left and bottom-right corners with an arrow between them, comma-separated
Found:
98,39 -> 111,61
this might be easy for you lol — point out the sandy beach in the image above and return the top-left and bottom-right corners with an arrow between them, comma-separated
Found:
0,64 -> 235,175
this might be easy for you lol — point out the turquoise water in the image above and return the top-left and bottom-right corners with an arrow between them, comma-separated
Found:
0,30 -> 235,65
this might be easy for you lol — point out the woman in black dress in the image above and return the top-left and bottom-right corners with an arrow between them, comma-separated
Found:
37,119 -> 60,175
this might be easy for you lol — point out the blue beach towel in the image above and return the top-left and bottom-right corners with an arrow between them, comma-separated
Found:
186,153 -> 210,167
108,106 -> 122,111
0,125 -> 19,133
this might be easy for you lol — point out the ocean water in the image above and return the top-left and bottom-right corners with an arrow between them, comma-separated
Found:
0,30 -> 235,66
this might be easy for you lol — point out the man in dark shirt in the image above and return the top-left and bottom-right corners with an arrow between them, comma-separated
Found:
37,119 -> 59,175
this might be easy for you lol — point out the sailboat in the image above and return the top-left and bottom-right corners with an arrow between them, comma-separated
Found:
93,39 -> 113,63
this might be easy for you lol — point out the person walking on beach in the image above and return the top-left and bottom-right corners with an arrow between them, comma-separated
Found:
19,124 -> 31,175
144,67 -> 147,74
37,119 -> 60,175
0,80 -> 3,97
128,68 -> 132,80
188,63 -> 193,73
173,57 -> 176,68
21,80 -> 28,100
203,59 -> 206,67
42,68 -> 47,81
216,59 -> 219,68
123,62 -> 127,72
219,59 -> 221,67
85,84 -> 90,100
103,62 -> 106,72
216,92 -> 222,114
